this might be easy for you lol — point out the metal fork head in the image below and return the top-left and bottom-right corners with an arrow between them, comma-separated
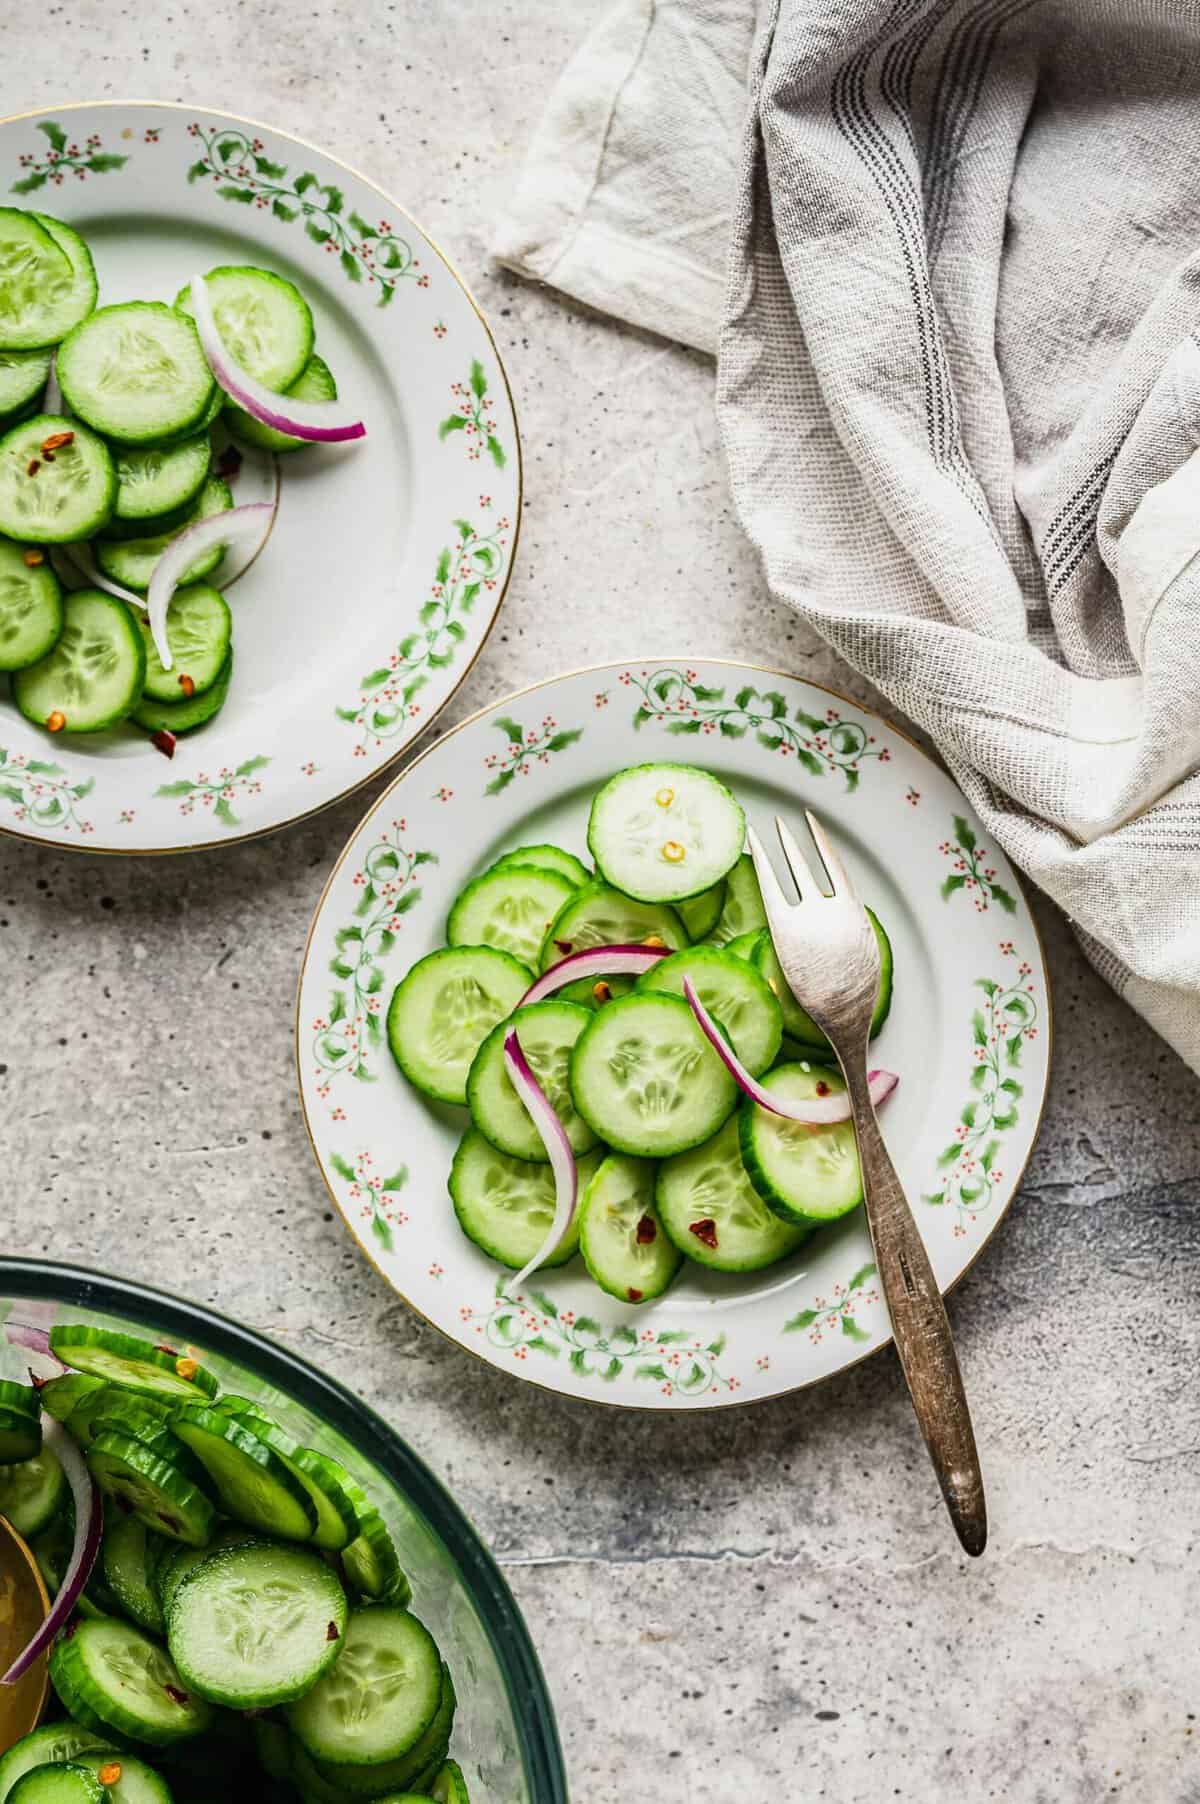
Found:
748,811 -> 880,1048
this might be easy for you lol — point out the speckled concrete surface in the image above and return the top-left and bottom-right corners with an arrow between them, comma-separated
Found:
2,8 -> 1199,1802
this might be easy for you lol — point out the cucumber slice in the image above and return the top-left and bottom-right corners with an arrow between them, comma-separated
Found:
387,945 -> 532,1106
578,1154 -> 681,1304
86,1429 -> 216,1547
8,1763 -> 104,1804
153,1525 -> 256,1619
0,1727 -> 111,1803
0,414 -> 115,542
38,1372 -> 104,1422
0,1444 -> 66,1535
13,588 -> 144,733
447,864 -> 576,970
169,1405 -> 318,1542
175,266 -> 314,391
431,1760 -> 471,1804
0,536 -> 63,670
0,1378 -> 38,1417
656,1115 -> 810,1271
540,880 -> 688,1008
0,210 -> 73,350
707,854 -> 767,946
219,1408 -> 359,1553
311,1664 -> 456,1797
74,1752 -> 173,1804
285,1606 -> 442,1768
167,1541 -> 346,1708
341,1490 -> 411,1605
131,648 -> 232,736
65,1388 -> 183,1465
0,348 -> 52,417
676,879 -> 725,941
467,999 -> 598,1160
493,843 -> 589,887
136,583 -> 231,702
48,1616 -> 214,1747
569,991 -> 737,1157
0,1406 -> 41,1463
94,475 -> 232,592
752,908 -> 893,1047
48,1327 -> 220,1403
724,928 -> 765,961
57,303 -> 216,445
102,1514 -> 169,1635
738,1063 -> 863,1226
587,763 -> 745,903
30,1510 -> 121,1620
29,212 -> 99,344
635,944 -> 783,1078
224,351 -> 336,453
111,433 -> 212,525
450,1133 -> 604,1271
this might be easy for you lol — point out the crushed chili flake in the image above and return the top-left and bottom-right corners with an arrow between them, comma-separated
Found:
98,1762 -> 122,1786
150,729 -> 177,760
41,430 -> 74,453
815,1080 -> 830,1096
627,1288 -> 644,1302
21,548 -> 44,567
326,1620 -> 340,1641
689,1217 -> 719,1249
592,980 -> 612,1005
25,459 -> 39,477
46,710 -> 65,732
178,673 -> 196,698
641,934 -> 666,948
155,1342 -> 178,1355
553,938 -> 573,954
215,444 -> 243,480
635,1214 -> 656,1245
165,1684 -> 190,1706
42,451 -> 55,463
175,1356 -> 199,1380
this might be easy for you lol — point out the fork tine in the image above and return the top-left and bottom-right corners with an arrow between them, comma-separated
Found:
774,815 -> 822,900
746,825 -> 794,935
804,809 -> 858,901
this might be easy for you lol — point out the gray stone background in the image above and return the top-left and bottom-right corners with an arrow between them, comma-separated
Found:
2,5 -> 1198,1800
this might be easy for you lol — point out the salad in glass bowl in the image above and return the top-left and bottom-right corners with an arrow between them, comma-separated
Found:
0,1259 -> 563,1804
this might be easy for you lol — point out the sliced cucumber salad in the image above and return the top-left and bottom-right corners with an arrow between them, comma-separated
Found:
0,1323 -> 472,1802
389,762 -> 896,1305
0,206 -> 353,752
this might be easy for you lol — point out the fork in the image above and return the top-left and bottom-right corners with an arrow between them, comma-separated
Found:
748,812 -> 987,1557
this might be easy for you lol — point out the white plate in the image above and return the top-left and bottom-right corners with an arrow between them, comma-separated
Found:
297,660 -> 1052,1410
0,101 -> 519,852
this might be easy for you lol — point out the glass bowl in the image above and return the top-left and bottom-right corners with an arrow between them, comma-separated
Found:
0,1256 -> 566,1804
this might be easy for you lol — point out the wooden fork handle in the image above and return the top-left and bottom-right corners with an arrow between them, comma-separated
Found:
844,1069 -> 988,1556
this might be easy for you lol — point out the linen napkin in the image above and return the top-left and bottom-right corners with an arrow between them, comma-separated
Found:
495,0 -> 1200,1073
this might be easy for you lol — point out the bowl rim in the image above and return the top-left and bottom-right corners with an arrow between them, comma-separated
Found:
0,1254 -> 567,1803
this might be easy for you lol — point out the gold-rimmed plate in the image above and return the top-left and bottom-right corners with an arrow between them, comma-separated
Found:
0,101 -> 519,853
296,658 -> 1051,1410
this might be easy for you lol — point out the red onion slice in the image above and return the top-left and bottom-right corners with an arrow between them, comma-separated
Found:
519,943 -> 670,1007
1,1417 -> 101,1684
4,1320 -> 67,1377
501,1027 -> 578,1297
146,501 -> 274,670
189,275 -> 366,444
51,543 -> 145,611
682,977 -> 898,1123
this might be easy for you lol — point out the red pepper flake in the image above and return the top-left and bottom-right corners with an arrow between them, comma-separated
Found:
215,444 -> 242,480
98,1762 -> 122,1786
635,1214 -> 656,1244
164,1684 -> 190,1706
326,1620 -> 340,1641
42,451 -> 55,463
815,1080 -> 830,1097
41,430 -> 74,453
689,1218 -> 719,1249
150,729 -> 177,759
25,459 -> 39,477
62,1618 -> 80,1640
155,1342 -> 178,1355
553,938 -> 573,954
178,673 -> 196,698
627,1288 -> 644,1302
592,981 -> 612,1005
21,548 -> 44,567
46,710 -> 66,732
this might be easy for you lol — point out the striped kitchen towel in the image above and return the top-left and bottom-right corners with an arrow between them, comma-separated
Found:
495,1 -> 1200,1071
